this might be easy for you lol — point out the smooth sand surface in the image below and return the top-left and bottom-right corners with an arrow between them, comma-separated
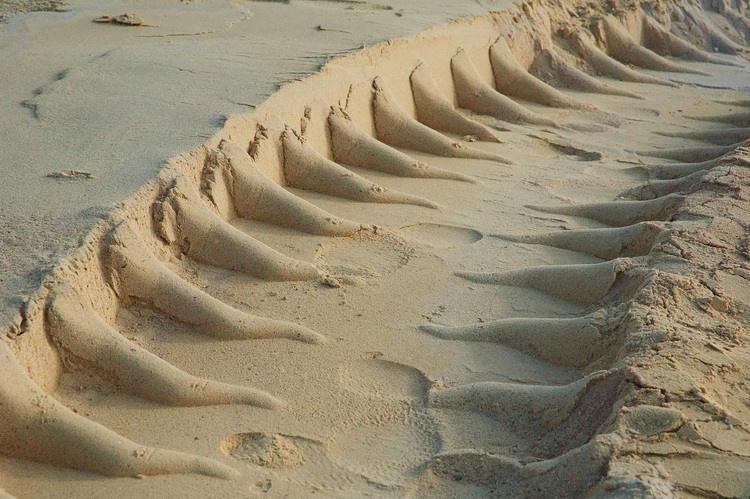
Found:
2,0 -> 750,497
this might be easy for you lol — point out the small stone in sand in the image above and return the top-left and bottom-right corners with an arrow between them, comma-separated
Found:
323,276 -> 342,288
47,170 -> 96,180
93,13 -> 146,26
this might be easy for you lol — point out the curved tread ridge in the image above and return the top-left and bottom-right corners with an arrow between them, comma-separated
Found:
0,342 -> 237,479
455,260 -> 624,305
410,62 -> 501,142
641,16 -> 741,66
680,4 -> 747,54
282,126 -> 441,209
568,31 -> 678,87
654,127 -> 750,145
429,370 -> 610,428
420,311 -> 606,367
626,170 -> 707,200
429,434 -> 620,493
633,142 -> 743,162
490,38 -> 592,109
526,194 -> 683,226
328,107 -> 479,182
529,48 -> 644,99
157,181 -> 321,281
451,49 -> 557,126
599,16 -> 710,75
371,76 -> 508,162
214,141 -> 363,236
47,285 -> 285,409
493,222 -> 663,260
640,159 -> 720,180
103,224 -> 325,344
686,111 -> 750,127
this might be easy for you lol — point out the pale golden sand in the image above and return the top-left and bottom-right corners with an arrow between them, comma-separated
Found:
1,0 -> 750,497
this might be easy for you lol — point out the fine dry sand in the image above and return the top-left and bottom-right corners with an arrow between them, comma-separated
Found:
2,0 -> 750,497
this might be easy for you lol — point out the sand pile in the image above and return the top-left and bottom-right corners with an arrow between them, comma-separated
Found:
1,0 -> 750,496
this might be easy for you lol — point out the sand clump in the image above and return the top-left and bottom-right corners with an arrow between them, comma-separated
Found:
221,432 -> 307,469
92,13 -> 147,26
0,0 -> 750,496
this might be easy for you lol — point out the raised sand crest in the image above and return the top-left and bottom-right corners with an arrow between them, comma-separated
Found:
2,0 -> 750,496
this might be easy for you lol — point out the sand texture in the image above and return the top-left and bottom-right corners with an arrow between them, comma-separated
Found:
1,0 -> 750,497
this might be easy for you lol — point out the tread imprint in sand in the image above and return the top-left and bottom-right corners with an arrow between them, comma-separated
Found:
2,0 -> 750,497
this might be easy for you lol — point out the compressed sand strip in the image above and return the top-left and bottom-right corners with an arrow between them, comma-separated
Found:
1,0 -> 750,496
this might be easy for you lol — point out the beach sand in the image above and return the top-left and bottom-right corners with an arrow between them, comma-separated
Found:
1,0 -> 750,497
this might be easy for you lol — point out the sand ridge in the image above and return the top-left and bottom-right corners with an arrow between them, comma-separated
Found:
1,0 -> 750,496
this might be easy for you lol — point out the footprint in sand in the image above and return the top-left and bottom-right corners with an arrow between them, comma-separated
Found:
327,416 -> 442,487
314,231 -> 414,278
333,358 -> 441,486
338,358 -> 432,399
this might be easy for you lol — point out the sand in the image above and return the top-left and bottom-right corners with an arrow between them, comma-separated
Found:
0,0 -> 498,327
1,0 -> 750,497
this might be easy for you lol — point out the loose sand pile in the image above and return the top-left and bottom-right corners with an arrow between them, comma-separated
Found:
1,0 -> 750,497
